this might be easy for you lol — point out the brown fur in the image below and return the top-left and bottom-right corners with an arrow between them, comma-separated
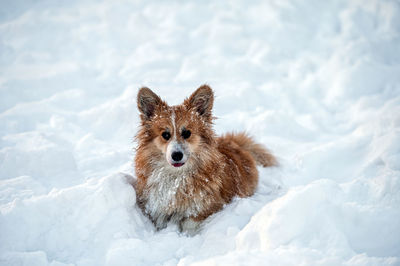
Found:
134,85 -> 277,233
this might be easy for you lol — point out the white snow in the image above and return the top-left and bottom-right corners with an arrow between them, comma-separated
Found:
1,0 -> 400,265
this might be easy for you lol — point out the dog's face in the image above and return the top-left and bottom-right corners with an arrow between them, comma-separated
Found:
137,85 -> 215,169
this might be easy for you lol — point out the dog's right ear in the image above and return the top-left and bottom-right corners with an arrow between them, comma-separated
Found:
137,87 -> 163,120
186,84 -> 214,120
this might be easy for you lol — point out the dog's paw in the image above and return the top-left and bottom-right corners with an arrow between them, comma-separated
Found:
179,218 -> 202,236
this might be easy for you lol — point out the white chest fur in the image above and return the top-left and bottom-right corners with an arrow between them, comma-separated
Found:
144,165 -> 203,229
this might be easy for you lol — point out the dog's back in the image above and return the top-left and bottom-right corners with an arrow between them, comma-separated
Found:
216,132 -> 277,198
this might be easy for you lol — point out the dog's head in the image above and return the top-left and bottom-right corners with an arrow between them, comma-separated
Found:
137,85 -> 215,169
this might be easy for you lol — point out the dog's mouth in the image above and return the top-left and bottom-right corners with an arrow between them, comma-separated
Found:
172,162 -> 185,167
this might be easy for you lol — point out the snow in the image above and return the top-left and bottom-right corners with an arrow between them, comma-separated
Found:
1,0 -> 400,265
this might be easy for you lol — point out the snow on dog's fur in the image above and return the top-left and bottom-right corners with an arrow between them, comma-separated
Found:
134,85 -> 277,234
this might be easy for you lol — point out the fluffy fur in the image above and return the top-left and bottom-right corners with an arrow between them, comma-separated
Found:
134,85 -> 277,234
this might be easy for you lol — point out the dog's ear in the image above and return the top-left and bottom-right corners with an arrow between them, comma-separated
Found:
186,85 -> 214,119
137,87 -> 163,120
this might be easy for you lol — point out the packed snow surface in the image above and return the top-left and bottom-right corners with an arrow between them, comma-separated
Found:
1,0 -> 400,265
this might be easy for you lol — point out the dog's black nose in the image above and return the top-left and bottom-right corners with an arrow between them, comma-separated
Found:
171,151 -> 183,162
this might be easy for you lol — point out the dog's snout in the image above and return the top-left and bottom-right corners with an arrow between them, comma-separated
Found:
167,141 -> 187,167
171,151 -> 183,162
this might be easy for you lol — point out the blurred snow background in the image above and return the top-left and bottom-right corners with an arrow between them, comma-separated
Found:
1,0 -> 400,265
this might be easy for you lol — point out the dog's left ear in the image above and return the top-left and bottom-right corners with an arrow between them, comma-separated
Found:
186,84 -> 214,120
137,87 -> 164,121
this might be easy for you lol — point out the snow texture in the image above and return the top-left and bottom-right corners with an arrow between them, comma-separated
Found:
1,0 -> 400,265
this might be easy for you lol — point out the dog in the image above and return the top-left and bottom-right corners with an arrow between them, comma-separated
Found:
134,85 -> 277,234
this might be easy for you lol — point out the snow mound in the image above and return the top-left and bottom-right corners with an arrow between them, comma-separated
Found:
0,174 -> 145,265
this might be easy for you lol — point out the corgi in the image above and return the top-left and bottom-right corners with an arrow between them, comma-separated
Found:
134,85 -> 277,234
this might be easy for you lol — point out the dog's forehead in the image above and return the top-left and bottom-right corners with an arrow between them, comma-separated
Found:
171,105 -> 186,115
151,104 -> 199,130
153,105 -> 173,118
173,105 -> 199,120
152,105 -> 185,122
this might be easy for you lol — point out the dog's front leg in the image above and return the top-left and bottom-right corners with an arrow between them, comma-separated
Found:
179,217 -> 202,236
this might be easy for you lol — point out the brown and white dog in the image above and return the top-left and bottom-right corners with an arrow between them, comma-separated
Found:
134,85 -> 277,234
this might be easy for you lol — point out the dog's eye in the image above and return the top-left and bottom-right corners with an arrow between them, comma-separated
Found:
162,131 -> 171,141
181,129 -> 191,139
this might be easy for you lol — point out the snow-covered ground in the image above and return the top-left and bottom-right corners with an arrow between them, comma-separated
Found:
1,0 -> 400,265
